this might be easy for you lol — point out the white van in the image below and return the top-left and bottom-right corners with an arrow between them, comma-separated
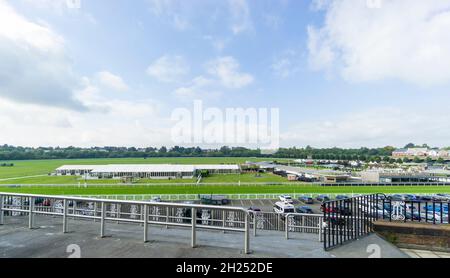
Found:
279,195 -> 294,204
273,201 -> 295,214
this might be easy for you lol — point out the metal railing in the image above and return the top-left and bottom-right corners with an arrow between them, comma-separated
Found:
0,192 -> 252,254
380,196 -> 450,225
284,213 -> 324,242
322,193 -> 450,250
72,193 -> 379,201
322,194 -> 382,250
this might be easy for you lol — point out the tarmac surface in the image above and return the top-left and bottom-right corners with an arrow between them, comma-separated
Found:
0,215 -> 407,258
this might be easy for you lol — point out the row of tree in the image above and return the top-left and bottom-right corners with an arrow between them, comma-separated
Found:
0,144 -> 415,161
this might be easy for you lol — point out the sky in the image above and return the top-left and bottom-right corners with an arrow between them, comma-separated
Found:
1,0 -> 450,149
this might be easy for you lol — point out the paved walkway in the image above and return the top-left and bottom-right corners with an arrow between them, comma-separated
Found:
401,249 -> 450,258
329,234 -> 409,258
0,215 -> 413,258
0,215 -> 330,258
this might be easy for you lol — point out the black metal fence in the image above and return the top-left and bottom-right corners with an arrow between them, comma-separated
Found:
380,197 -> 450,225
323,194 -> 450,250
322,194 -> 381,250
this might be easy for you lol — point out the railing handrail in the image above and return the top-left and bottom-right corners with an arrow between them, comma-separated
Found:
284,213 -> 324,241
0,192 -> 252,254
0,192 -> 248,213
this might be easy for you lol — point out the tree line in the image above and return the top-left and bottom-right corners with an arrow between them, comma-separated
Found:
0,144 -> 403,161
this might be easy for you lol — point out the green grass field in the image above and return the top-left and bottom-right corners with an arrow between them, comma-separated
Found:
1,157 -> 450,196
0,157 -> 279,180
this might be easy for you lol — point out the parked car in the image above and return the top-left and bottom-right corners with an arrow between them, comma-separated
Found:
320,205 -> 336,213
298,196 -> 314,204
418,195 -> 434,202
389,194 -> 404,201
435,194 -> 450,201
150,197 -> 161,202
248,207 -> 262,212
316,195 -> 330,202
335,206 -> 352,216
273,202 -> 295,214
296,206 -> 314,214
335,195 -> 349,200
279,195 -> 294,204
199,195 -> 230,205
403,194 -> 418,201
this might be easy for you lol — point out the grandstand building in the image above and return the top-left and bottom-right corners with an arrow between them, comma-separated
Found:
55,164 -> 240,179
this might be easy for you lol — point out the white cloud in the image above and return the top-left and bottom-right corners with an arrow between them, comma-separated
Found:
146,0 -> 192,31
228,0 -> 253,34
203,35 -> 230,52
281,107 -> 450,148
173,76 -> 222,100
206,56 -> 254,89
0,80 -> 172,147
96,71 -> 129,92
146,55 -> 190,83
21,0 -> 80,13
0,0 -> 85,110
308,0 -> 450,86
271,50 -> 301,78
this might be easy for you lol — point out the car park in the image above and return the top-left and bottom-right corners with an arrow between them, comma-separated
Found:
298,196 -> 314,204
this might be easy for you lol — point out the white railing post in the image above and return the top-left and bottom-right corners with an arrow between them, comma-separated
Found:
253,211 -> 257,237
0,194 -> 4,225
94,202 -> 97,222
143,204 -> 149,242
244,213 -> 250,254
100,202 -> 106,238
222,210 -> 226,233
191,208 -> 197,248
28,197 -> 34,229
318,222 -> 323,242
63,199 -> 68,233
285,214 -> 290,240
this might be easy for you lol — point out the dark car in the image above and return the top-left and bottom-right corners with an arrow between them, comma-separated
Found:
199,195 -> 230,206
403,194 -> 418,201
296,206 -> 314,214
336,195 -> 350,200
248,207 -> 262,212
418,195 -> 434,202
316,195 -> 330,202
336,206 -> 352,216
390,194 -> 404,201
320,205 -> 336,213
298,196 -> 314,204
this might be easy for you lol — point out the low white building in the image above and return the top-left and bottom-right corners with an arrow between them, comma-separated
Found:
55,164 -> 240,179
55,165 -> 101,176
